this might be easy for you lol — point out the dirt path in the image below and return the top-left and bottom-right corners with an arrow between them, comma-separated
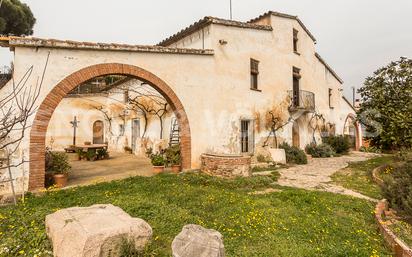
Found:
255,152 -> 380,201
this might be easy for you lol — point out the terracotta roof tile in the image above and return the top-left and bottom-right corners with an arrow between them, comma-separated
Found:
2,36 -> 214,55
157,16 -> 273,47
248,11 -> 317,43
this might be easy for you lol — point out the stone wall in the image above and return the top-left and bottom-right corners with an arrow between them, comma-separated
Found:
201,154 -> 251,178
375,200 -> 412,257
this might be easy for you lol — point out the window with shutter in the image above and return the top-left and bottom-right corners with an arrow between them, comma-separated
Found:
250,59 -> 259,90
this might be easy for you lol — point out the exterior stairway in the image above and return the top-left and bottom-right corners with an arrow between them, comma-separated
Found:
169,117 -> 180,146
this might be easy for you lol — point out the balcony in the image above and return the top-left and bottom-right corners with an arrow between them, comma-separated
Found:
288,90 -> 315,113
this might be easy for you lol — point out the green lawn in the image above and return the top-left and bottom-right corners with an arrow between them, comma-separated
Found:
388,219 -> 412,247
331,155 -> 394,199
0,173 -> 391,256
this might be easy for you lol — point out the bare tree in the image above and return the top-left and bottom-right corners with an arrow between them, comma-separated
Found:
308,112 -> 326,144
0,52 -> 49,204
122,83 -> 170,139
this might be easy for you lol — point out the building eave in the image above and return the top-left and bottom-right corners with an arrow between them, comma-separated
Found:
5,36 -> 214,55
342,96 -> 356,112
315,52 -> 344,84
157,16 -> 273,47
248,11 -> 317,43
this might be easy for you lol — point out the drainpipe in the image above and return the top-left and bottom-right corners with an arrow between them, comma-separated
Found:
352,86 -> 356,106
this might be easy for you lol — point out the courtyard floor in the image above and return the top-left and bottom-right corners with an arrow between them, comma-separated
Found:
67,152 -> 153,187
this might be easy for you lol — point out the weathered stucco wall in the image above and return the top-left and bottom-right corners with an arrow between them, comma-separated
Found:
46,94 -> 174,154
0,13 -> 361,194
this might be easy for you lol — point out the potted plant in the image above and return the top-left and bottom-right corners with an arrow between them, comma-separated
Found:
86,149 -> 97,161
45,150 -> 54,187
97,148 -> 109,160
151,153 -> 165,174
165,144 -> 181,173
76,149 -> 85,161
47,152 -> 71,188
171,154 -> 182,173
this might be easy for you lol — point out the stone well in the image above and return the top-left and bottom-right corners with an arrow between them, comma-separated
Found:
201,153 -> 251,178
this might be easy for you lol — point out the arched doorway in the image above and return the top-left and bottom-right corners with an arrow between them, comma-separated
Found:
29,63 -> 191,191
92,120 -> 104,144
344,114 -> 361,151
292,121 -> 300,148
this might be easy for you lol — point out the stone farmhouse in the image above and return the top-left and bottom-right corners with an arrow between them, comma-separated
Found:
0,11 -> 361,195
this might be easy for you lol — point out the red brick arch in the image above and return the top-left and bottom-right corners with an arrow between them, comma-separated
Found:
344,113 -> 361,151
29,63 -> 191,191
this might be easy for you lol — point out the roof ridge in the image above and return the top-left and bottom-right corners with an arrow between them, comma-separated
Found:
248,10 -> 317,42
315,52 -> 344,84
157,15 -> 272,47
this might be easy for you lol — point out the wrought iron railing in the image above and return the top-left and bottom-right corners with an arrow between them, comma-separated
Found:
288,90 -> 315,113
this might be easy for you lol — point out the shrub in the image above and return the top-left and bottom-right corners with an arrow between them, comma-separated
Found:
256,154 -> 272,163
305,143 -> 335,158
97,148 -> 109,160
279,142 -> 307,164
86,149 -> 97,161
45,151 -> 71,175
382,161 -> 412,217
150,153 -> 165,166
359,146 -> 381,153
323,135 -> 350,154
165,144 -> 181,165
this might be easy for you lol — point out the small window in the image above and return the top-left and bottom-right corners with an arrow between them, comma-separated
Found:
250,59 -> 259,90
328,88 -> 333,108
240,120 -> 254,153
293,29 -> 299,53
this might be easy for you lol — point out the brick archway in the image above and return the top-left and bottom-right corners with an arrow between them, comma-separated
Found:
344,113 -> 361,151
29,63 -> 191,191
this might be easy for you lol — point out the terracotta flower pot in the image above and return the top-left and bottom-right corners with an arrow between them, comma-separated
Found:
53,173 -> 68,188
152,166 -> 165,174
171,164 -> 181,173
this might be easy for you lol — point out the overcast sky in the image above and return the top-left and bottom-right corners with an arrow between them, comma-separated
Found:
1,0 -> 411,99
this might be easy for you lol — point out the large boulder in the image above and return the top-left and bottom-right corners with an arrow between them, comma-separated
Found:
172,224 -> 225,257
45,204 -> 152,257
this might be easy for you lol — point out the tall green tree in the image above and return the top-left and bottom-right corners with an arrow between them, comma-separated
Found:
358,57 -> 412,149
0,0 -> 35,36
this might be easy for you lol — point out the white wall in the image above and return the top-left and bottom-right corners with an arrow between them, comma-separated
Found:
0,14 -> 361,194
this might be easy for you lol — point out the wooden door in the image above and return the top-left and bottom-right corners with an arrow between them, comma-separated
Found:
293,77 -> 300,107
292,122 -> 300,148
131,119 -> 140,153
93,120 -> 104,144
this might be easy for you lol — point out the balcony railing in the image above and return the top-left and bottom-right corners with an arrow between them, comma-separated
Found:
288,90 -> 315,113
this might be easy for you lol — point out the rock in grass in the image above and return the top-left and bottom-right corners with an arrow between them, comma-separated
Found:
45,204 -> 152,257
172,224 -> 225,257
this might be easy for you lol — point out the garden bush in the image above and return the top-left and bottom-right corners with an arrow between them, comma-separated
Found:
279,142 -> 307,164
165,144 -> 181,165
45,151 -> 71,174
305,143 -> 335,158
322,135 -> 350,154
359,146 -> 381,153
150,153 -> 166,166
382,161 -> 412,217
256,153 -> 272,163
